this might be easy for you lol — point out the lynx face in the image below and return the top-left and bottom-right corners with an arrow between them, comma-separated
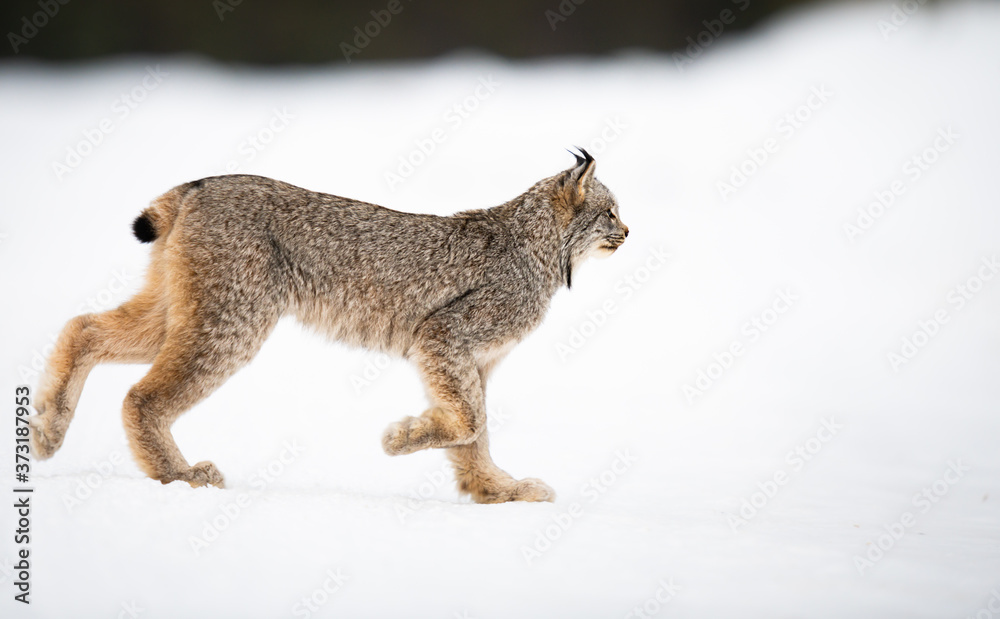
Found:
555,149 -> 629,284
580,179 -> 629,258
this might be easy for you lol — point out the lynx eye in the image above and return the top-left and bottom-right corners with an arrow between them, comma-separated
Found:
606,209 -> 615,220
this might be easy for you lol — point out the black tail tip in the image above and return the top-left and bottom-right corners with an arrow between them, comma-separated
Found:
132,214 -> 157,243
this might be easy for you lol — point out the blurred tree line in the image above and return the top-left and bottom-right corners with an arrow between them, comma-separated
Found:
3,0 -> 805,63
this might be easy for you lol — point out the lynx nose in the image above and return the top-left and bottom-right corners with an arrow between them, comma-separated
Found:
624,226 -> 629,238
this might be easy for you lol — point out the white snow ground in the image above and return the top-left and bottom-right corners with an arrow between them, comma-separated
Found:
2,1 -> 1000,617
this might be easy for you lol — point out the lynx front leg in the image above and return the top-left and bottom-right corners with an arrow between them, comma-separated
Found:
448,430 -> 555,504
382,347 -> 485,456
383,339 -> 556,503
448,362 -> 554,504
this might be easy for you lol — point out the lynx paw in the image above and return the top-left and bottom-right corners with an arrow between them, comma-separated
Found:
471,477 -> 557,504
382,416 -> 430,456
511,478 -> 557,503
28,416 -> 60,460
185,461 -> 226,489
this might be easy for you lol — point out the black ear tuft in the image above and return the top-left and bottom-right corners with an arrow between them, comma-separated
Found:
132,214 -> 157,243
567,146 -> 594,168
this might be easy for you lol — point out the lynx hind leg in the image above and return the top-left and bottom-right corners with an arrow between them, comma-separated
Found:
123,360 -> 225,489
31,285 -> 167,460
123,299 -> 280,489
123,239 -> 286,489
448,430 -> 555,504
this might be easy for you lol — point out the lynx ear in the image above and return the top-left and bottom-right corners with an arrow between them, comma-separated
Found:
567,147 -> 596,201
554,147 -> 596,222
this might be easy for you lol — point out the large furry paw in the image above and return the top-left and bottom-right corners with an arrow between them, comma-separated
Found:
382,416 -> 430,456
471,478 -> 557,504
184,461 -> 226,489
510,478 -> 557,503
28,416 -> 60,460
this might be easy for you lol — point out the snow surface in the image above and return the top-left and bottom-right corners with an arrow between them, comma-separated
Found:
2,1 -> 1000,617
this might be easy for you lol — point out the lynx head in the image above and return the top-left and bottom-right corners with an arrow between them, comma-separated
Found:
549,148 -> 629,287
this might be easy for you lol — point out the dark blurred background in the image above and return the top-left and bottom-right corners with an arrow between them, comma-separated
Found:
3,0 -> 806,64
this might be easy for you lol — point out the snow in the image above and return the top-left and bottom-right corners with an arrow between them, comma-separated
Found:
2,1 -> 1000,616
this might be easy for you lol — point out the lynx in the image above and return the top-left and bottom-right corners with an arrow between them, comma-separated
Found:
30,149 -> 628,503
